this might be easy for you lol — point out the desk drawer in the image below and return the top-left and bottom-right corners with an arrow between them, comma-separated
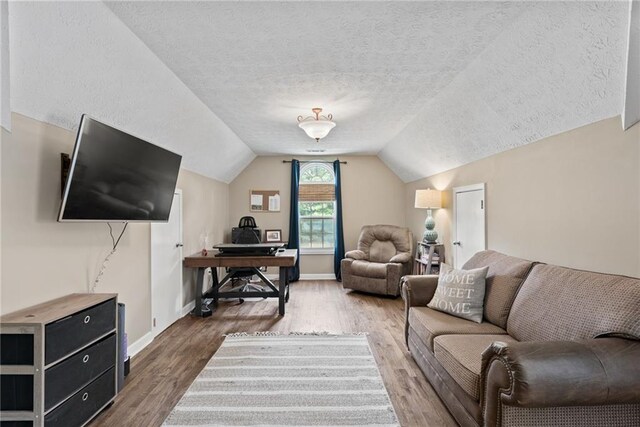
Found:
44,367 -> 115,427
45,333 -> 116,411
45,299 -> 116,365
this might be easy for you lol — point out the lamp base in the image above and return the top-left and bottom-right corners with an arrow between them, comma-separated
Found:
423,209 -> 438,243
423,230 -> 438,244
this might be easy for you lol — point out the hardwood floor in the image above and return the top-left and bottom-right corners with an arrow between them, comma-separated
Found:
91,281 -> 457,427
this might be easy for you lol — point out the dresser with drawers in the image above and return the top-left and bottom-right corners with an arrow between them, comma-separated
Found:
0,293 -> 118,427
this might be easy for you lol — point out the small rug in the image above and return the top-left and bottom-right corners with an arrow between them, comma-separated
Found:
163,333 -> 400,426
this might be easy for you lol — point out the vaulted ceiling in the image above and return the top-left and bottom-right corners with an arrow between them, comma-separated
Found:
6,1 -> 634,183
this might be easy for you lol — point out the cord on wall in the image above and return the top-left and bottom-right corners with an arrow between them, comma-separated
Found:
91,222 -> 129,293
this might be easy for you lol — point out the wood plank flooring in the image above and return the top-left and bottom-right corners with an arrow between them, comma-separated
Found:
91,280 -> 456,427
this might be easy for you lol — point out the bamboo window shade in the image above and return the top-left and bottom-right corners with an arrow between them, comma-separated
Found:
299,183 -> 335,202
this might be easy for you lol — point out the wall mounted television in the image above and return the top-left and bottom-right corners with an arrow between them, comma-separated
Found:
58,115 -> 182,222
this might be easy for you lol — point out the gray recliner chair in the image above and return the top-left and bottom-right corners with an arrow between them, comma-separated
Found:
341,225 -> 414,297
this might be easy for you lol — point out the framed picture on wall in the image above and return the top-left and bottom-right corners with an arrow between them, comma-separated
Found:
265,229 -> 282,242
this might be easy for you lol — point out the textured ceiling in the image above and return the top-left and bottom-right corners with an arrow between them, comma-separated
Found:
106,1 -> 527,157
106,1 -> 632,182
380,1 -> 630,181
8,1 -> 255,183
7,1 -> 632,183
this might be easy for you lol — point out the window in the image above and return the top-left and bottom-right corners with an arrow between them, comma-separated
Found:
299,163 -> 335,252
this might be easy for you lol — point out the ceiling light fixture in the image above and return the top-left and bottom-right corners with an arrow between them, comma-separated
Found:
297,108 -> 336,142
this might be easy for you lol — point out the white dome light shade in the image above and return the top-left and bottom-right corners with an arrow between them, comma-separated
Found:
298,119 -> 336,140
297,108 -> 336,142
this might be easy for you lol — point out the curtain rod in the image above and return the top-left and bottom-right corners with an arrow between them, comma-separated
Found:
282,160 -> 347,164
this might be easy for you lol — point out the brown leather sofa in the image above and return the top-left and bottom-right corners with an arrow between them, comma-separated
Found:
341,224 -> 413,297
402,250 -> 640,427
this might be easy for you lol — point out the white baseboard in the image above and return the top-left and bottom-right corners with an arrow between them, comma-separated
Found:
127,331 -> 153,358
181,300 -> 195,316
300,273 -> 336,280
128,301 -> 196,359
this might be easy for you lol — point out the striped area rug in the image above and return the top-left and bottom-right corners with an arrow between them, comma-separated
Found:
163,333 -> 400,426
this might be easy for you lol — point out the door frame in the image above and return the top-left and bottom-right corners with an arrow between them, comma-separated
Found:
150,188 -> 183,338
452,183 -> 486,268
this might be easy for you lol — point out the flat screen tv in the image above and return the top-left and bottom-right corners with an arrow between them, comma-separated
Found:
59,115 -> 182,222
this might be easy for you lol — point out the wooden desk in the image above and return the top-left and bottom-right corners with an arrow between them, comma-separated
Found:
184,249 -> 297,316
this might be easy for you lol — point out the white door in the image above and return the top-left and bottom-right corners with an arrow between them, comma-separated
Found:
453,184 -> 486,268
151,190 -> 183,337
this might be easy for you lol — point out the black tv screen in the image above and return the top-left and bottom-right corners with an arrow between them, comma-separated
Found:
59,115 -> 182,222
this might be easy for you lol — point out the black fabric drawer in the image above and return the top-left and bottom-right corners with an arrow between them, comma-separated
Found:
0,374 -> 33,411
45,334 -> 116,411
44,367 -> 115,427
0,334 -> 34,365
0,422 -> 33,427
45,299 -> 116,365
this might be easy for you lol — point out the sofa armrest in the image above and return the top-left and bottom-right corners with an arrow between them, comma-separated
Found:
401,275 -> 439,307
401,275 -> 439,347
385,263 -> 404,297
389,252 -> 411,264
480,338 -> 640,425
345,250 -> 367,260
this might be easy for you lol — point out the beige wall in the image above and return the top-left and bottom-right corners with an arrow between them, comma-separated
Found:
1,113 -> 229,343
176,169 -> 229,304
229,156 -> 407,275
5,110 -> 635,345
405,116 -> 640,278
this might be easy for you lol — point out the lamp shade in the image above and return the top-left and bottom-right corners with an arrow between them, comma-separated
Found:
415,189 -> 442,209
298,119 -> 336,140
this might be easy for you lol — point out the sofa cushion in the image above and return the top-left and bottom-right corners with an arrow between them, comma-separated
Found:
463,250 -> 535,329
408,307 -> 507,352
357,224 -> 412,263
369,240 -> 397,264
434,334 -> 518,401
507,264 -> 640,342
428,264 -> 489,323
350,260 -> 387,279
353,276 -> 388,295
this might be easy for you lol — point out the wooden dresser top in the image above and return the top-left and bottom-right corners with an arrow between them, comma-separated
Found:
1,293 -> 117,325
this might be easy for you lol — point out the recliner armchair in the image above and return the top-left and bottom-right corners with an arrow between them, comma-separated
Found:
341,224 -> 413,297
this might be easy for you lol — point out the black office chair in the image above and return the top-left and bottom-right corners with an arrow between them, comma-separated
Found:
226,217 -> 266,298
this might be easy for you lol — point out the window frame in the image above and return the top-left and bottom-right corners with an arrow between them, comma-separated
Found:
298,162 -> 336,255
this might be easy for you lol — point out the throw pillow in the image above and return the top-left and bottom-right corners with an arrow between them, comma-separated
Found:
427,263 -> 489,323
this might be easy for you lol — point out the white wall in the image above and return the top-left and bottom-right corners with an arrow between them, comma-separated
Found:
1,0 -> 10,131
176,169 -> 229,304
0,2 -> 8,293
